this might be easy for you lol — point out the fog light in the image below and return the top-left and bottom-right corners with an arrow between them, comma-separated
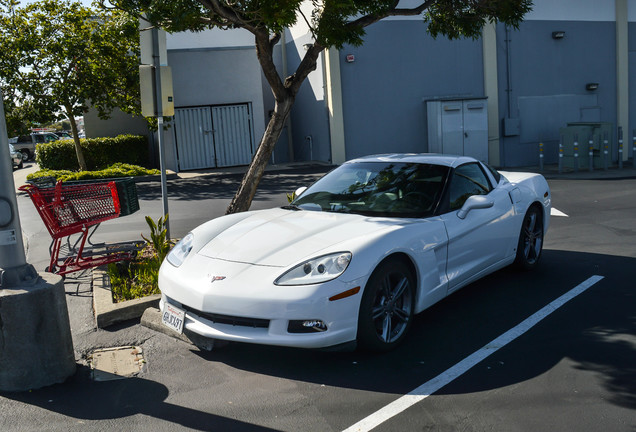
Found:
288,319 -> 328,333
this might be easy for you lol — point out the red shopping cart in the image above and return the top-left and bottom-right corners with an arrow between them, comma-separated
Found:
19,180 -> 142,275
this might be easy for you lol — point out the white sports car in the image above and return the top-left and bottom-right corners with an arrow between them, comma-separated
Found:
159,154 -> 550,351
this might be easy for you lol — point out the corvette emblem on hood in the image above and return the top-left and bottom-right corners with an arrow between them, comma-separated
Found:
209,275 -> 226,283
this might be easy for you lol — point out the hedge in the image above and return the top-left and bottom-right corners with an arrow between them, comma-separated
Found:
26,163 -> 160,182
36,135 -> 150,171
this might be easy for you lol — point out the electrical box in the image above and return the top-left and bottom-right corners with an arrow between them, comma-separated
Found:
559,122 -> 614,168
426,98 -> 488,163
140,65 -> 174,117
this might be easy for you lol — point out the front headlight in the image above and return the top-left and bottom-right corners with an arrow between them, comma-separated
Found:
167,232 -> 194,267
275,252 -> 352,286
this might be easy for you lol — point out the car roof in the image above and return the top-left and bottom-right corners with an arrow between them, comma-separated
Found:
345,153 -> 478,168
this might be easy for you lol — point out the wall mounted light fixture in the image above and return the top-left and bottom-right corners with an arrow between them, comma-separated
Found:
552,31 -> 565,39
586,83 -> 599,91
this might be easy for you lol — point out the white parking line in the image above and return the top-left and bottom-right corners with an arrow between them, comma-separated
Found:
551,207 -> 569,217
343,275 -> 604,432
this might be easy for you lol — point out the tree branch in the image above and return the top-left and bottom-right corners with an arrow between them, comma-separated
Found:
254,31 -> 286,101
347,0 -> 436,30
287,42 -> 323,96
204,0 -> 257,33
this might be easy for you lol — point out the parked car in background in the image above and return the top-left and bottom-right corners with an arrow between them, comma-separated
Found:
8,144 -> 23,170
55,131 -> 72,139
9,132 -> 59,161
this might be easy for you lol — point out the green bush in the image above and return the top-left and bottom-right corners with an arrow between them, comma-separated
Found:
36,134 -> 150,170
108,259 -> 160,302
27,162 -> 160,182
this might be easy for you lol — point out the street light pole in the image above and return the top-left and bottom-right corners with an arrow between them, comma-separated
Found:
0,90 -> 76,391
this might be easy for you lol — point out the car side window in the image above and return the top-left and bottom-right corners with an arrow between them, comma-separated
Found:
448,163 -> 493,211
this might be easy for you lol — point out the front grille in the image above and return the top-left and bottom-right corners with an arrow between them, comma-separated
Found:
181,305 -> 270,329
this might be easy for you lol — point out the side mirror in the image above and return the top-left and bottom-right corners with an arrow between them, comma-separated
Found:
457,195 -> 494,219
294,186 -> 308,198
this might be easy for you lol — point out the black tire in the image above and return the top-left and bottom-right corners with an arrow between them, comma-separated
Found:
357,258 -> 415,352
18,160 -> 23,169
514,205 -> 544,270
20,150 -> 29,162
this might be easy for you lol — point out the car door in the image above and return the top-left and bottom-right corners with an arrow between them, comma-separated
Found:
439,162 -> 516,293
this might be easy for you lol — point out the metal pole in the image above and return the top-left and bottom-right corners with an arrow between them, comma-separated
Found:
603,132 -> 609,171
558,135 -> 563,174
588,134 -> 594,172
573,133 -> 579,172
618,126 -> 623,169
633,129 -> 636,168
152,27 -> 170,240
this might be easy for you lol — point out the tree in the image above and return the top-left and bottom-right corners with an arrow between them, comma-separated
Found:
110,0 -> 531,214
0,0 -> 140,171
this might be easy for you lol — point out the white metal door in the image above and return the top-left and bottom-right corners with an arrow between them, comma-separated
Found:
462,100 -> 488,162
212,104 -> 254,167
440,102 -> 464,156
173,107 -> 215,170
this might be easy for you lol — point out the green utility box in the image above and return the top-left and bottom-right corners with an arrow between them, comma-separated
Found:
559,122 -> 614,169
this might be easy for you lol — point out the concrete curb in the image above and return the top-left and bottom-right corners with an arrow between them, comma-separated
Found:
140,307 -> 194,345
92,267 -> 161,328
141,307 -> 219,350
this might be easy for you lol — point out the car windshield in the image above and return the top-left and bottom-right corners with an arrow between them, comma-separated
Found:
291,161 -> 450,218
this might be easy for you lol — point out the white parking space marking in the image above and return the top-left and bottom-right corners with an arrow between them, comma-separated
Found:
343,275 -> 604,432
551,207 -> 569,217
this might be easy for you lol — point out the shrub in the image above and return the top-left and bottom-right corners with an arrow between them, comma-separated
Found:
26,162 -> 160,182
107,214 -> 174,302
36,134 -> 150,170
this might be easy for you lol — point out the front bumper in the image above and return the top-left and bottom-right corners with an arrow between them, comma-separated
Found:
159,255 -> 364,349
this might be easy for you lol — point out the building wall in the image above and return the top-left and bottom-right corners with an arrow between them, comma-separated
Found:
84,107 -> 149,139
161,46 -> 267,171
338,21 -> 484,160
497,20 -> 618,166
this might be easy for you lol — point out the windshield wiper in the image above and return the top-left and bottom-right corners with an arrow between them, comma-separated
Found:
281,204 -> 302,211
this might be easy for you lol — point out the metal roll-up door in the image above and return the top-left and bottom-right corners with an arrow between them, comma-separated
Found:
212,104 -> 254,167
173,107 -> 216,170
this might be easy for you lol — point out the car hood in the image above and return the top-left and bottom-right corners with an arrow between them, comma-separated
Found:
197,208 -> 399,267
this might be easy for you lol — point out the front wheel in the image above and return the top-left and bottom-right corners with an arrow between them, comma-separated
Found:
514,206 -> 544,270
20,150 -> 30,162
357,258 -> 415,352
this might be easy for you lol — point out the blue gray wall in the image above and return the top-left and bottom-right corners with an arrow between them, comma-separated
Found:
497,21 -> 618,166
285,35 -> 332,163
338,21 -> 484,160
629,21 -> 636,158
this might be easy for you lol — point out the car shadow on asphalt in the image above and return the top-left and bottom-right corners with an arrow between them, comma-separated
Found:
190,249 -> 635,411
1,365 -> 279,432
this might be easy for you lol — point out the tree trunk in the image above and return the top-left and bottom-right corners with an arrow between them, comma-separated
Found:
225,97 -> 294,214
66,108 -> 87,171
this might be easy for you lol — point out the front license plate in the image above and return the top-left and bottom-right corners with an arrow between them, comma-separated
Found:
162,303 -> 185,334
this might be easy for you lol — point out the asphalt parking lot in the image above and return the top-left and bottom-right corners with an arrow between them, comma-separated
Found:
2,163 -> 635,431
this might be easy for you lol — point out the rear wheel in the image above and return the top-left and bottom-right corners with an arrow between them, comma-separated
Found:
514,206 -> 544,270
20,150 -> 29,162
357,258 -> 415,352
